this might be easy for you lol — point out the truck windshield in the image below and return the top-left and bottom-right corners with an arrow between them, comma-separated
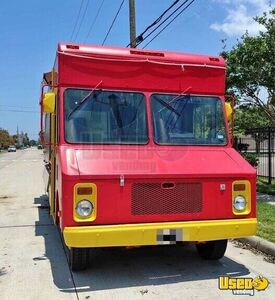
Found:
151,94 -> 227,145
64,89 -> 148,144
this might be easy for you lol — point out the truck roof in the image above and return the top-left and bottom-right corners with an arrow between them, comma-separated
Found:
58,43 -> 225,68
55,43 -> 225,95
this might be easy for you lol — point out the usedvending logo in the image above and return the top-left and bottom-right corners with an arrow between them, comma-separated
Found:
219,275 -> 269,296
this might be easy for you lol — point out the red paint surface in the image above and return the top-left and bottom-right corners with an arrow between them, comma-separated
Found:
47,43 -> 256,229
57,145 -> 256,228
57,43 -> 225,95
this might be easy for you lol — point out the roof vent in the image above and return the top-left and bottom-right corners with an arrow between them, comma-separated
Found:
66,44 -> 80,50
130,50 -> 164,57
209,57 -> 220,62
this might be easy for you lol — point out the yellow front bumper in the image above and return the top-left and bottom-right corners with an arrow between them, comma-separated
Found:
63,218 -> 257,248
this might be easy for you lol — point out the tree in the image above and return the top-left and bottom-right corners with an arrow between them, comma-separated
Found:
234,105 -> 271,153
29,140 -> 37,146
222,8 -> 275,124
12,134 -> 18,145
234,105 -> 271,136
0,128 -> 14,149
22,133 -> 30,146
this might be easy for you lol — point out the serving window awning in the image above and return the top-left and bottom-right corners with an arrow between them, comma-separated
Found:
58,52 -> 225,95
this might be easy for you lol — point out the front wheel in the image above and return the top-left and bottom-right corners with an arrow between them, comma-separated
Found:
196,239 -> 227,260
69,247 -> 89,271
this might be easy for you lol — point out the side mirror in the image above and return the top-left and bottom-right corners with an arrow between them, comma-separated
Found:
225,102 -> 233,121
42,92 -> 55,113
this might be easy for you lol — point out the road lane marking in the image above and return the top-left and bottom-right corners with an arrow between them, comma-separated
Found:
0,159 -> 41,162
0,224 -> 53,229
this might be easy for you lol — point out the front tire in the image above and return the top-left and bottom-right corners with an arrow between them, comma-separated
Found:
196,239 -> 227,260
69,247 -> 88,271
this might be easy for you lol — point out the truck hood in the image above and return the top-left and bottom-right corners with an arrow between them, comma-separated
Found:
60,146 -> 256,179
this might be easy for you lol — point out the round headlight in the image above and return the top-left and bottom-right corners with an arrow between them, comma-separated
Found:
234,196 -> 246,211
76,200 -> 93,217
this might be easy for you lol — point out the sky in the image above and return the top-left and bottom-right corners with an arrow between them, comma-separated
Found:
0,0 -> 273,140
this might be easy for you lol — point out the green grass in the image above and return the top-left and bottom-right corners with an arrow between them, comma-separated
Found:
257,177 -> 275,195
257,202 -> 275,243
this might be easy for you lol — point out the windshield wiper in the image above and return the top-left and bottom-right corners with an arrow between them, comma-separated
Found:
169,95 -> 191,129
168,86 -> 192,104
154,96 -> 180,116
67,81 -> 103,119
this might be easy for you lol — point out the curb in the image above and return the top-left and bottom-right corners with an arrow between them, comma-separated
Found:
237,236 -> 275,257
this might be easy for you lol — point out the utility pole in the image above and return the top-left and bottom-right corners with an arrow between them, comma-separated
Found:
129,0 -> 136,47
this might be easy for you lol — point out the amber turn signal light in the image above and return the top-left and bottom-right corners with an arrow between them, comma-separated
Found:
77,187 -> 93,195
233,184 -> 246,191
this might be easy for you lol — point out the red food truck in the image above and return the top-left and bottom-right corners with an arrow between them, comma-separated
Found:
40,43 -> 257,270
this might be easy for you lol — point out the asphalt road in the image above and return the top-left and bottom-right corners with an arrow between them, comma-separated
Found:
0,149 -> 274,300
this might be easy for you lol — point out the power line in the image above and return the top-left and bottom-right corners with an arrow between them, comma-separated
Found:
84,0 -> 105,42
70,0 -> 85,41
0,105 -> 37,109
127,0 -> 181,47
134,0 -> 190,48
142,0 -> 196,49
74,0 -> 90,41
0,109 -> 39,114
102,0 -> 126,45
